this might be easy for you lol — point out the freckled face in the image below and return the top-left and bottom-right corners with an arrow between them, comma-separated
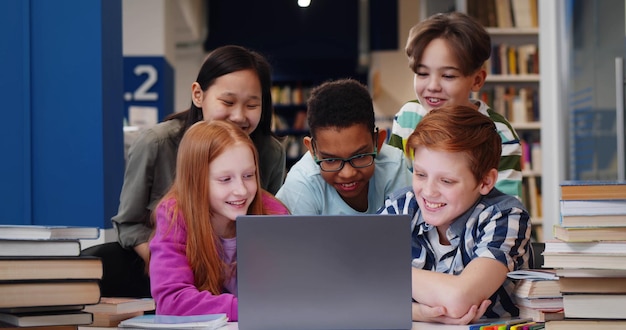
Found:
413,38 -> 483,111
209,143 -> 258,229
412,146 -> 482,231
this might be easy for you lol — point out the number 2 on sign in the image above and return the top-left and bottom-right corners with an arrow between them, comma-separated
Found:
133,65 -> 158,101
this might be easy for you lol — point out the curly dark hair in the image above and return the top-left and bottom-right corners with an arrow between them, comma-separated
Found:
306,78 -> 375,139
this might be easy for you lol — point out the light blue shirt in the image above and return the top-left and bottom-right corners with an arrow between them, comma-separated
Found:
276,144 -> 412,215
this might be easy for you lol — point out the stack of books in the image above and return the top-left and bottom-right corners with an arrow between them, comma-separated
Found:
0,225 -> 103,329
508,269 -> 564,322
542,181 -> 626,329
80,297 -> 155,329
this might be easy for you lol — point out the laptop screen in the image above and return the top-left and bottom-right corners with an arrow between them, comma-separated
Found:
236,214 -> 412,330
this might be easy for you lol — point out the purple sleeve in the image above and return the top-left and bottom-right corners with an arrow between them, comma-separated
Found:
149,200 -> 239,321
262,190 -> 291,215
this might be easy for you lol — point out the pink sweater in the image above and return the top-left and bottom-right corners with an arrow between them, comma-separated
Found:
149,192 -> 289,320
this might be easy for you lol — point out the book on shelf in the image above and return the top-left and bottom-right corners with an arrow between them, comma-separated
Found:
510,0 -> 537,28
552,224 -> 626,242
467,0 -> 496,28
562,294 -> 626,319
83,297 -> 155,314
558,276 -> 626,294
494,0 -> 513,28
560,180 -> 626,200
0,310 -> 92,327
0,257 -> 102,281
545,319 -> 626,330
89,310 -> 144,327
0,225 -> 99,240
517,305 -> 563,322
559,199 -> 626,217
0,239 -> 81,257
0,281 -> 100,308
542,252 -> 626,270
118,313 -> 228,329
544,239 -> 626,254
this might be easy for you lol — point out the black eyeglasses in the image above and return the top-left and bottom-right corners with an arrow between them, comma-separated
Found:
312,129 -> 378,172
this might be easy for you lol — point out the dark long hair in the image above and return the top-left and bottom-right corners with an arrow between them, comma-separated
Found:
166,45 -> 274,140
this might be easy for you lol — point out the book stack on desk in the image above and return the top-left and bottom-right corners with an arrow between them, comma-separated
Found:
0,225 -> 103,329
80,297 -> 155,328
542,181 -> 626,329
507,269 -> 564,322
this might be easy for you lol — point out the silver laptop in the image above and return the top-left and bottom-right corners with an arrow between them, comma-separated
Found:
236,214 -> 412,330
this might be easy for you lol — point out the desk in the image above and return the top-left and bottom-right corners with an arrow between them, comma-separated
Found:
223,322 -> 470,329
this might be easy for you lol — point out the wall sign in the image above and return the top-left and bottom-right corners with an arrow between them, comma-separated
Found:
123,56 -> 174,128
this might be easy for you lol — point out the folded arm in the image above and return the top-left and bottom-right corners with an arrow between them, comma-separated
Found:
411,257 -> 508,321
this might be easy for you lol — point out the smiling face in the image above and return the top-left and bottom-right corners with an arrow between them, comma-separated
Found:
192,69 -> 262,135
413,38 -> 485,111
412,146 -> 492,232
304,125 -> 378,212
209,143 -> 258,232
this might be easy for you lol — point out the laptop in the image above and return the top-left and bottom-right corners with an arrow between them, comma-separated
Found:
236,214 -> 412,330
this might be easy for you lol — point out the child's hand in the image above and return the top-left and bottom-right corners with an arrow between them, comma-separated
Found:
411,301 -> 446,322
469,299 -> 492,323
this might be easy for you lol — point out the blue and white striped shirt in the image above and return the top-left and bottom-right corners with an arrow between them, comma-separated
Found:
378,186 -> 531,318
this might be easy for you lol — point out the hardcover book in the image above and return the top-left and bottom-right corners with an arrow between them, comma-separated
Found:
560,180 -> 626,200
562,294 -> 626,319
90,310 -> 144,327
0,322 -> 77,330
558,276 -> 626,294
0,310 -> 92,327
542,252 -> 626,270
83,297 -> 155,314
544,239 -> 626,254
560,199 -> 626,216
0,225 -> 99,240
555,268 -> 626,278
0,239 -> 81,257
0,281 -> 100,308
560,214 -> 626,228
553,224 -> 626,242
0,257 -> 102,281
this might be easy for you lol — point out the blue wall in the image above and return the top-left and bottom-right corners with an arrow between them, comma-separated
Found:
0,0 -> 124,228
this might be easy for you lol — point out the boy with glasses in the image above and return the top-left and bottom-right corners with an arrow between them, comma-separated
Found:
276,78 -> 412,215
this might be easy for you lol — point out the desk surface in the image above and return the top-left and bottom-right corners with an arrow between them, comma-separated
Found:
223,322 -> 469,330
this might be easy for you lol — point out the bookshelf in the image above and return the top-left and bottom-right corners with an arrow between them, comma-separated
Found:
423,0 -> 543,240
271,81 -> 312,169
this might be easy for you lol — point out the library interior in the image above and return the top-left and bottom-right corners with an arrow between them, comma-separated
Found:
2,0 -> 626,329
